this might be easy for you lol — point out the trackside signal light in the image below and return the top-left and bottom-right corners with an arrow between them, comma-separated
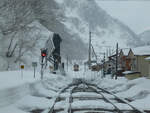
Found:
41,49 -> 47,57
42,53 -> 46,57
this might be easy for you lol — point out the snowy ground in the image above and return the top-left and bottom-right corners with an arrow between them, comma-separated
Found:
94,76 -> 150,111
0,65 -> 150,113
0,69 -> 71,113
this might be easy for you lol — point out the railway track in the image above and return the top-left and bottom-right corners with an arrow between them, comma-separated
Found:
31,79 -> 146,113
41,78 -> 145,113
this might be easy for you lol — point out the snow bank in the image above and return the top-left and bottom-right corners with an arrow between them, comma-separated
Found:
0,70 -> 72,113
0,71 -> 42,108
16,95 -> 54,112
0,106 -> 27,113
0,82 -> 31,107
116,78 -> 150,98
0,71 -> 40,90
131,95 -> 150,110
94,76 -> 128,90
0,70 -> 71,108
114,78 -> 150,110
95,76 -> 150,110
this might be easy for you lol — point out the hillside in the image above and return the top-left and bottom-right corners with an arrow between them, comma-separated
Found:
139,30 -> 150,45
54,0 -> 142,56
0,0 -> 142,70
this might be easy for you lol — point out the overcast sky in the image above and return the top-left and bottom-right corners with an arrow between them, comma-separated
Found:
96,0 -> 150,34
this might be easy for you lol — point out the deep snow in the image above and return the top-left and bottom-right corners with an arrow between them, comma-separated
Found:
0,65 -> 150,113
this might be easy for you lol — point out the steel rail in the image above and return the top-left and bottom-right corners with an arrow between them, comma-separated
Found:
48,83 -> 77,113
88,83 -> 145,113
47,79 -> 145,113
85,84 -> 123,113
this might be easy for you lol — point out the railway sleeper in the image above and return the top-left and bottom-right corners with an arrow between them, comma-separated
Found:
72,88 -> 103,93
53,108 -> 141,113
30,109 -> 44,113
48,82 -> 145,113
72,97 -> 117,102
72,89 -> 94,93
72,108 -> 143,113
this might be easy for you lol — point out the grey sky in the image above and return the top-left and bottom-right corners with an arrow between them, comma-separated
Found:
96,0 -> 150,34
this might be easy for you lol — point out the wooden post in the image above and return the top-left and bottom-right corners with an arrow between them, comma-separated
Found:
34,67 -> 35,78
20,65 -> 24,79
88,31 -> 91,69
103,52 -> 106,78
62,62 -> 64,69
115,43 -> 118,80
67,55 -> 68,71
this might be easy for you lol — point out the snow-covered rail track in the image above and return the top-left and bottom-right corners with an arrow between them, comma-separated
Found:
84,83 -> 144,113
87,83 -> 145,113
34,79 -> 146,113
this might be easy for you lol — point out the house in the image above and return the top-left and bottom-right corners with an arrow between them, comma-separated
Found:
118,48 -> 141,79
109,48 -> 133,77
131,46 -> 150,77
145,57 -> 150,78
107,49 -> 130,76
128,46 -> 150,78
107,46 -> 150,79
119,48 -> 131,71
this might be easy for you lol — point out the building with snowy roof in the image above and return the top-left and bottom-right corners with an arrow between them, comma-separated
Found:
119,48 -> 131,72
127,46 -> 150,78
145,56 -> 150,79
113,46 -> 150,79
107,46 -> 150,78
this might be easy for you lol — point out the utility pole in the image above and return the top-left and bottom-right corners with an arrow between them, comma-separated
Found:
106,48 -> 108,58
67,55 -> 69,72
115,43 -> 118,80
103,52 -> 106,78
109,47 -> 111,56
88,31 -> 92,69
91,45 -> 98,62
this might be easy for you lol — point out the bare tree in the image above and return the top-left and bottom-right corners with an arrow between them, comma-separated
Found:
14,26 -> 42,63
0,0 -> 37,70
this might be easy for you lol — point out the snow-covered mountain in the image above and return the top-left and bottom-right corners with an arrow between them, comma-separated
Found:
28,0 -> 142,58
54,0 -> 141,53
0,0 -> 143,70
139,30 -> 150,45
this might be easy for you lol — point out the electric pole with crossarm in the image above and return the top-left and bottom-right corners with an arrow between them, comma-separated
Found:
88,31 -> 92,69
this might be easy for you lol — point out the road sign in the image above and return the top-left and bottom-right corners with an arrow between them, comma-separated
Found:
32,62 -> 37,67
20,65 -> 24,79
32,62 -> 37,78
21,65 -> 24,69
